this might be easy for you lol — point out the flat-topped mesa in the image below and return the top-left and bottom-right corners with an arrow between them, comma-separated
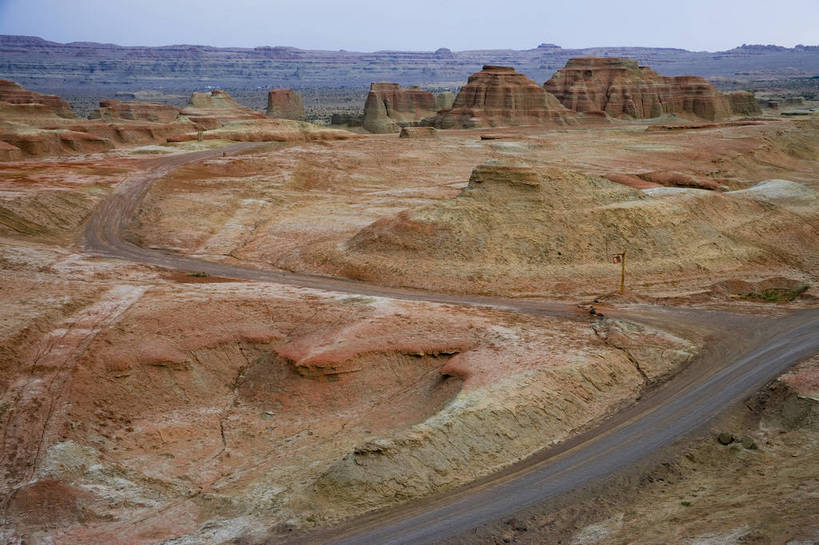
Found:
180,89 -> 265,128
362,82 -> 437,133
88,99 -> 181,123
266,89 -> 305,121
544,57 -> 760,121
728,91 -> 762,116
0,79 -> 76,119
429,65 -> 576,129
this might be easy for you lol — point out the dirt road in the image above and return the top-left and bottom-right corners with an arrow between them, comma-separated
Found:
82,145 -> 819,544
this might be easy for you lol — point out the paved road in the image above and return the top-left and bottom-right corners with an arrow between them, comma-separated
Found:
83,145 -> 819,545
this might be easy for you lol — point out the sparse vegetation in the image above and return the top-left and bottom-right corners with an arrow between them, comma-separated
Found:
741,285 -> 807,303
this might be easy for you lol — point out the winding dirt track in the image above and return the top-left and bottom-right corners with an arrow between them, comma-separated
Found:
83,144 -> 819,545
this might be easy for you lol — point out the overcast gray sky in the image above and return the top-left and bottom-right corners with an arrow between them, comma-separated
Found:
0,0 -> 816,51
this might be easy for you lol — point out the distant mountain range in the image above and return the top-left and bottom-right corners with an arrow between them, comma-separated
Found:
1,35 -> 817,92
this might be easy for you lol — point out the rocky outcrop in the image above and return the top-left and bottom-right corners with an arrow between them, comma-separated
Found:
88,99 -> 181,123
544,57 -> 760,121
0,127 -> 113,157
399,127 -> 437,138
728,91 -> 762,116
266,89 -> 305,120
362,83 -> 437,133
181,89 -> 265,127
429,66 -> 576,129
0,79 -> 75,118
434,91 -> 455,111
606,170 -> 724,190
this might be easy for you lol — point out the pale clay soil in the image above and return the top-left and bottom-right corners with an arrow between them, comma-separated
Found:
0,118 -> 817,544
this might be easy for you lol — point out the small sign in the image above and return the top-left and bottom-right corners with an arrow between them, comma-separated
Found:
612,255 -> 621,264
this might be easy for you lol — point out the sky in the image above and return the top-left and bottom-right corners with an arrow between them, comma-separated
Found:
0,0 -> 817,52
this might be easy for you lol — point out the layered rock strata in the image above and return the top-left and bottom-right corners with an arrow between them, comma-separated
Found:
266,89 -> 305,120
0,79 -> 76,118
88,99 -> 181,123
0,82 -> 353,159
429,66 -> 576,129
728,91 -> 762,116
362,83 -> 436,133
544,57 -> 760,121
181,89 -> 265,128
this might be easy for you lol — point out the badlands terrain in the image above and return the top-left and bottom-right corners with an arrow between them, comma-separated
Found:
0,54 -> 817,545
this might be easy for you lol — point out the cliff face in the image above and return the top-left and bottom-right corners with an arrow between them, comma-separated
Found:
430,66 -> 576,129
362,83 -> 436,133
1,35 -> 816,91
266,89 -> 305,121
544,57 -> 760,121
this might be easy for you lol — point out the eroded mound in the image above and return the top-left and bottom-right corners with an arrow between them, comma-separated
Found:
341,160 -> 817,294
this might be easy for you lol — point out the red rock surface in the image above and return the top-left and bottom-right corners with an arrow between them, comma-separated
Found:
88,99 -> 181,123
0,140 -> 23,161
0,79 -> 76,118
266,89 -> 305,120
430,66 -> 576,129
362,82 -> 437,133
544,57 -> 759,121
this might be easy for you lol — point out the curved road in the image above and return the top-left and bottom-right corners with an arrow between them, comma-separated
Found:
83,145 -> 819,545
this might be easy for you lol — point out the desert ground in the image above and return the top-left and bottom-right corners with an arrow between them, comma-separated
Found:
0,69 -> 817,545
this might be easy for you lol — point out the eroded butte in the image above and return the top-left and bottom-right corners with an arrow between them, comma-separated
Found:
0,62 -> 817,545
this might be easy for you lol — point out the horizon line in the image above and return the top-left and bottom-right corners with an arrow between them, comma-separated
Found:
3,34 -> 816,55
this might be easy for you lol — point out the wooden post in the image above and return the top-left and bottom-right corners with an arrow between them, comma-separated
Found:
612,251 -> 626,295
620,250 -> 626,295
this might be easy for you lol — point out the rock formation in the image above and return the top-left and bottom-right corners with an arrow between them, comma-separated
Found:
344,158 -> 817,290
0,79 -> 75,118
434,91 -> 455,111
0,140 -> 23,161
180,89 -> 265,128
266,89 -> 305,120
428,66 -> 576,129
728,91 -> 762,116
399,127 -> 437,138
0,82 -> 352,160
0,127 -> 112,157
88,99 -> 181,123
544,57 -> 760,121
606,171 -> 723,190
362,83 -> 437,133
